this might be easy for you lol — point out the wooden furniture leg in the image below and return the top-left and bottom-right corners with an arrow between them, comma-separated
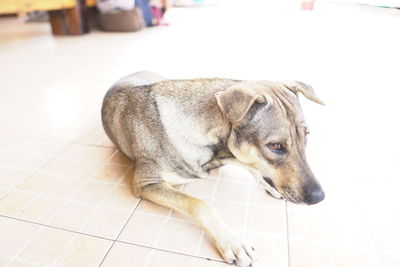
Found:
48,0 -> 89,35
49,10 -> 66,35
64,0 -> 89,35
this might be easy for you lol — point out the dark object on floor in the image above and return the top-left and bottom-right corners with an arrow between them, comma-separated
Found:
99,8 -> 145,31
48,0 -> 90,35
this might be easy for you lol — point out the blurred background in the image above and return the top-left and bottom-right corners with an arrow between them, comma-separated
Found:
0,0 -> 400,266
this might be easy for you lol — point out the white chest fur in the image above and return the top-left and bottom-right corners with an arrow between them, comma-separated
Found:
156,95 -> 215,170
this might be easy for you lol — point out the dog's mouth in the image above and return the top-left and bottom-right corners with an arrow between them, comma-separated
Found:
263,177 -> 274,187
282,186 -> 303,203
263,177 -> 303,203
262,177 -> 284,199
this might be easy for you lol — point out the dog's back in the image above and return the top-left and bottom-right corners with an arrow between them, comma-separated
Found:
101,72 -> 166,157
101,71 -> 233,179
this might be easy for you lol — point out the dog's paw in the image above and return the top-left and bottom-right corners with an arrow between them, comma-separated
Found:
216,234 -> 258,267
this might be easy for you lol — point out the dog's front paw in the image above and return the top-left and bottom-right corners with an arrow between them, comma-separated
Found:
215,234 -> 258,267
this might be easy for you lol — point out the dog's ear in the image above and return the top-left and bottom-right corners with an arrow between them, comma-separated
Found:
284,81 -> 324,105
215,86 -> 266,123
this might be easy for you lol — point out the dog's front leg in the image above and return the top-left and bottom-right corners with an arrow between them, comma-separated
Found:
141,183 -> 258,267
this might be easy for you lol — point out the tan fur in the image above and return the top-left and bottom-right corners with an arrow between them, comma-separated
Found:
102,71 -> 324,267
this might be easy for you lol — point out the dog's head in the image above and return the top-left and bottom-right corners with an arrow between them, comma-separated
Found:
216,81 -> 325,205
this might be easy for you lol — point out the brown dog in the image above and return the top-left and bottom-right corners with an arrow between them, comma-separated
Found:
101,71 -> 324,266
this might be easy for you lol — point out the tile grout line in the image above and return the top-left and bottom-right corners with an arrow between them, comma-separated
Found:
0,214 -> 114,242
2,165 -> 83,223
0,138 -> 121,201
1,200 -> 283,242
97,198 -> 142,267
74,129 -> 115,149
1,149 -> 118,228
72,130 -> 101,145
3,224 -> 45,267
2,148 -> 118,266
144,247 -> 155,267
43,149 -> 119,223
2,148 -> 293,266
242,184 -> 251,241
72,166 -> 134,233
48,150 -> 123,266
357,202 -> 384,267
7,135 -> 78,145
284,205 -> 340,267
151,183 -> 189,253
0,217 -> 43,267
284,200 -> 290,267
95,135 -> 111,147
124,177 -> 225,265
74,141 -> 114,150
1,254 -> 41,266
4,163 -> 133,188
194,231 -> 206,260
195,175 -> 222,258
47,164 -> 134,265
192,182 -> 206,257
1,216 -> 225,265
117,239 -> 227,263
0,142 -> 78,267
1,188 -> 134,213
143,189 -> 179,267
0,142 -> 74,202
154,203 -> 174,247
47,166 -> 131,179
321,204 -> 338,267
0,162 -> 129,185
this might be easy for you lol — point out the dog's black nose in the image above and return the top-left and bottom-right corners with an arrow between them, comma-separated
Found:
307,189 -> 325,205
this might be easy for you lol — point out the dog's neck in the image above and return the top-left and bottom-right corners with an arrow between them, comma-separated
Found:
200,121 -> 236,173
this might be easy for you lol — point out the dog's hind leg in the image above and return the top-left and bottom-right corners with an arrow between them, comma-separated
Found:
140,182 -> 258,267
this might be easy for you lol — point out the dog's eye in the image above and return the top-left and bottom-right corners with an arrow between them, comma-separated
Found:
267,143 -> 284,153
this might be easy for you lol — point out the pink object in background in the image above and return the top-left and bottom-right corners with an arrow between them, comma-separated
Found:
301,0 -> 315,10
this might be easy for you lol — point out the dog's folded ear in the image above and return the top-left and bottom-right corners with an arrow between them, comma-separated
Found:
215,86 -> 266,123
284,81 -> 324,105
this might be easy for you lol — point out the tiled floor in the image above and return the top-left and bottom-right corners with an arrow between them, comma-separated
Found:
1,1 -> 400,266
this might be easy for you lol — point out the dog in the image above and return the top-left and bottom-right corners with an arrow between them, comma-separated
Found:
101,71 -> 325,267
